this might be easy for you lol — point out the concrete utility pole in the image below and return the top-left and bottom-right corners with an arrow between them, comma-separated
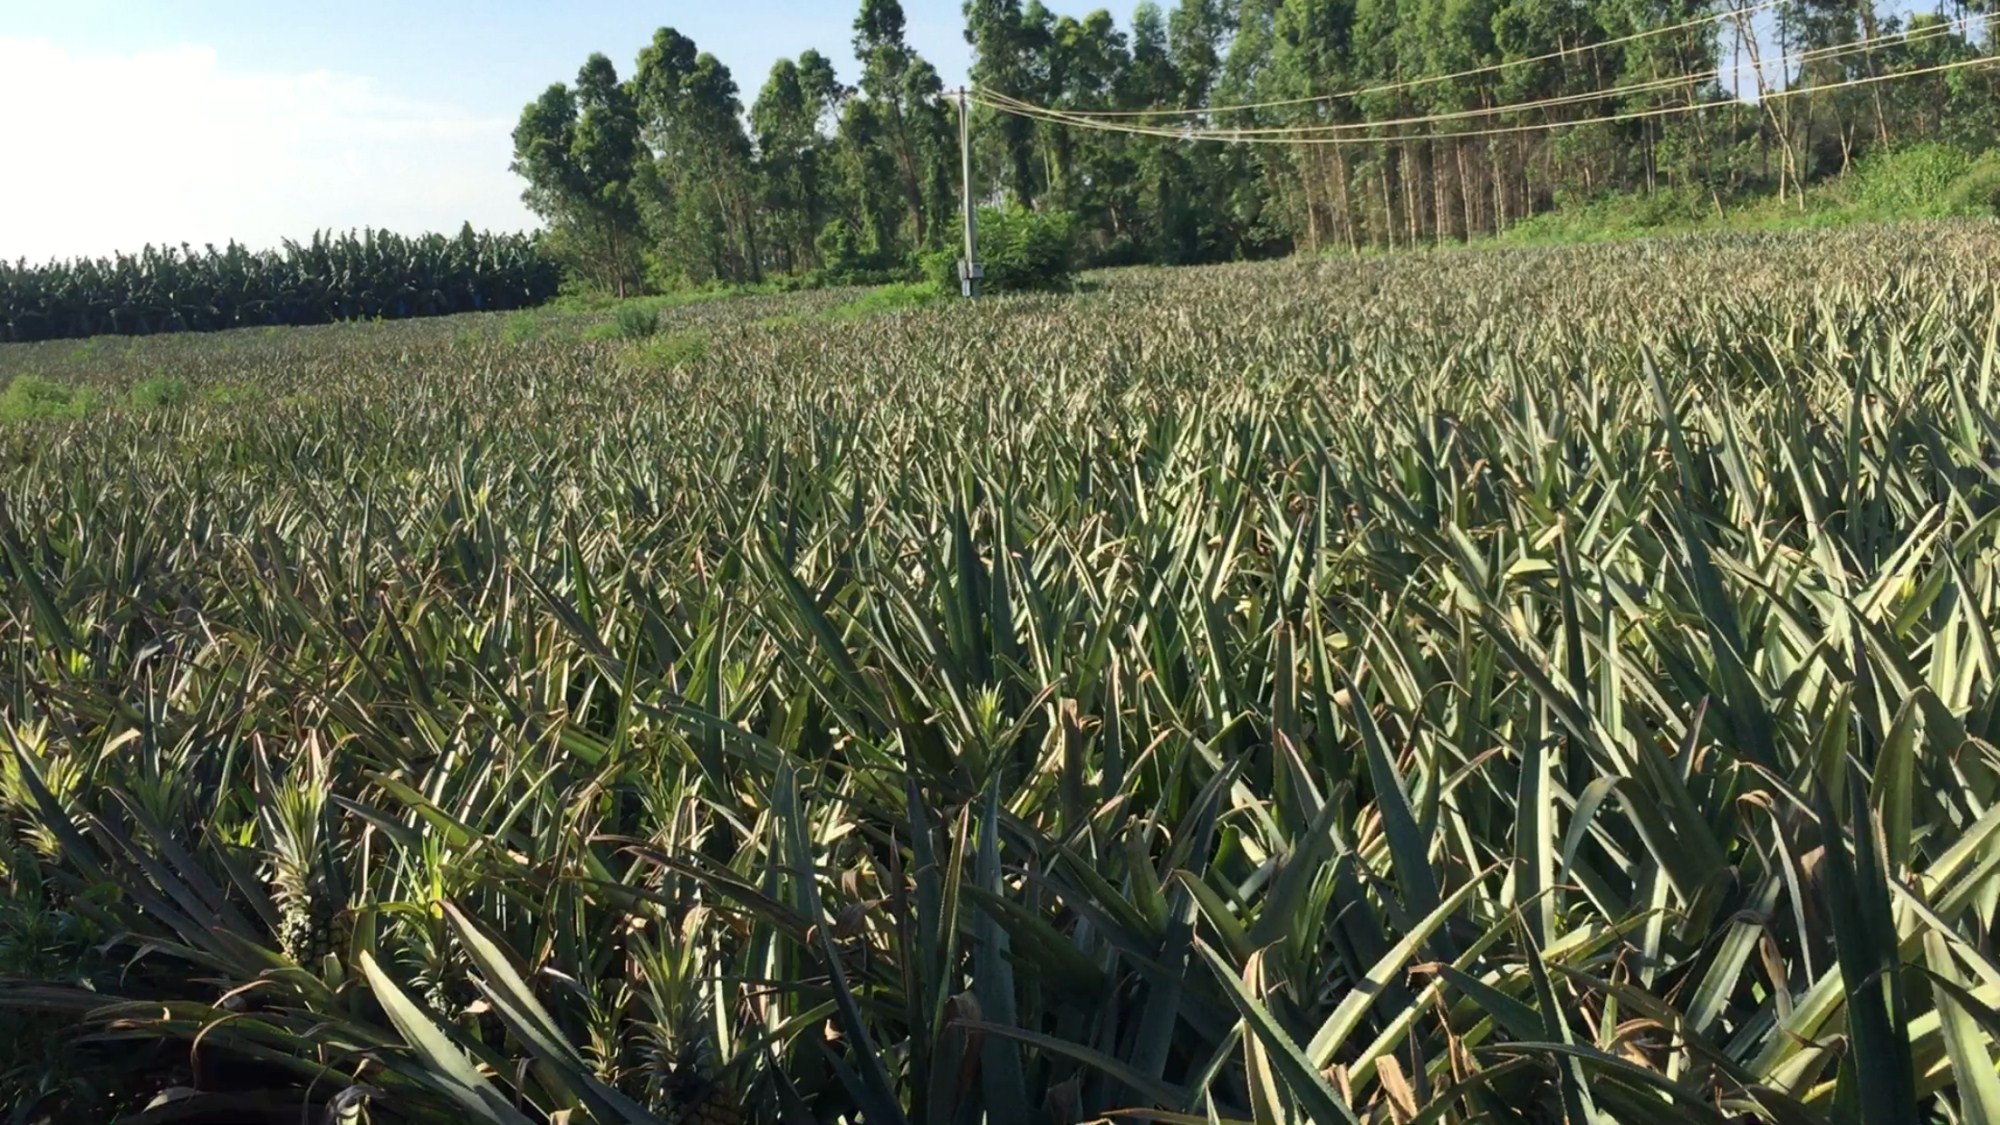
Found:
957,87 -> 982,299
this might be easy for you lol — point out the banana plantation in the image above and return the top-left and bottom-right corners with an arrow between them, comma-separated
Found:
0,227 -> 560,344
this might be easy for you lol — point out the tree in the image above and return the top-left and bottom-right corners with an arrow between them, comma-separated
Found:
754,51 -> 847,272
966,0 -> 1048,201
505,0 -> 2000,292
510,57 -> 646,295
1170,0 -> 1233,105
632,29 -> 763,285
857,0 -> 956,252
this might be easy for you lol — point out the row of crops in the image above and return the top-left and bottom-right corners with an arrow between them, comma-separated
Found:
0,227 -> 561,343
1,224 -> 1998,1123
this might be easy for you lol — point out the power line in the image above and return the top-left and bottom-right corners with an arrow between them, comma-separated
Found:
1025,0 -> 1790,119
973,43 -> 1998,148
973,53 -> 2000,147
980,14 -> 1984,142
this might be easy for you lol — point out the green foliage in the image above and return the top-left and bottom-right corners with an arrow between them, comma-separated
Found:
502,311 -> 546,345
1942,151 -> 2000,217
1849,142 -> 1978,218
1495,148 -> 2000,247
825,280 -> 943,319
0,376 -> 97,422
1500,186 -> 1720,243
921,206 -> 1079,293
201,383 -> 253,408
0,227 -> 560,344
620,330 -> 708,368
813,219 -> 887,285
975,204 -> 1078,292
918,246 -> 961,292
613,302 -> 662,340
128,376 -> 192,410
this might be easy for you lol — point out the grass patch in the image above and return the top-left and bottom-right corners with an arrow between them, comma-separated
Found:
202,384 -> 254,408
613,304 -> 660,339
129,376 -> 192,409
586,303 -> 664,342
1489,144 -> 2000,250
620,331 -> 707,369
548,286 -> 758,318
0,376 -> 98,422
502,311 -> 547,345
826,282 -> 944,321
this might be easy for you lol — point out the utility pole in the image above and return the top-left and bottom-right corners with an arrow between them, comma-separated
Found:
957,86 -> 982,299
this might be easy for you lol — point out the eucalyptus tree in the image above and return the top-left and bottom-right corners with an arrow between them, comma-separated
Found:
753,51 -> 847,273
632,28 -> 763,285
510,55 -> 646,295
967,0 -> 1050,201
1038,8 -> 1130,220
856,0 -> 957,252
498,0 -> 2000,293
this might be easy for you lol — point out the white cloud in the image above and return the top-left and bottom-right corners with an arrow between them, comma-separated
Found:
0,38 -> 538,264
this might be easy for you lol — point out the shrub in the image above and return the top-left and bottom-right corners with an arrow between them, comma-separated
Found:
979,205 -> 1078,292
613,303 -> 661,340
1849,142 -> 1976,218
1942,151 -> 2000,217
129,376 -> 192,409
202,384 -> 252,408
1498,186 -> 1718,245
921,205 -> 1079,294
502,312 -> 544,345
811,220 -> 910,287
0,376 -> 97,422
918,248 -> 961,293
827,282 -> 944,321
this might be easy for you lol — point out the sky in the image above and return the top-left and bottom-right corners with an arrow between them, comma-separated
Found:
0,1 -> 977,265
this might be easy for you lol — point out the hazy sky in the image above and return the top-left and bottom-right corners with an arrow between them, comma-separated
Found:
0,1 -> 977,264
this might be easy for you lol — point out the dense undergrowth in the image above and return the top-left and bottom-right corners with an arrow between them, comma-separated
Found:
0,223 -> 1998,1124
1495,142 -> 2000,245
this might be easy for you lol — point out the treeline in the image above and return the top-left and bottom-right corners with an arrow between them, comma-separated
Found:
518,0 -> 2000,291
1,227 -> 560,345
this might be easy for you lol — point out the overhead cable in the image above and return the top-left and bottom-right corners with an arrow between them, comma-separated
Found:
972,51 -> 2000,147
1026,0 -> 1790,119
980,13 -> 1984,141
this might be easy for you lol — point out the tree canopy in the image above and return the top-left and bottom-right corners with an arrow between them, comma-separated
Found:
512,0 -> 2000,288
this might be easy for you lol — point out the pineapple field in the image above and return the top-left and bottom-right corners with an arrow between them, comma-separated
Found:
1,224 -> 1998,1124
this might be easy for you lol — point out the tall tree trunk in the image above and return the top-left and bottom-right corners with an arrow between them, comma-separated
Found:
1432,138 -> 1449,246
1489,136 -> 1506,233
1378,145 -> 1397,251
1412,142 -> 1424,245
1858,1 -> 1891,146
1333,146 -> 1359,253
1298,145 -> 1322,253
884,102 -> 929,248
1456,139 -> 1477,242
